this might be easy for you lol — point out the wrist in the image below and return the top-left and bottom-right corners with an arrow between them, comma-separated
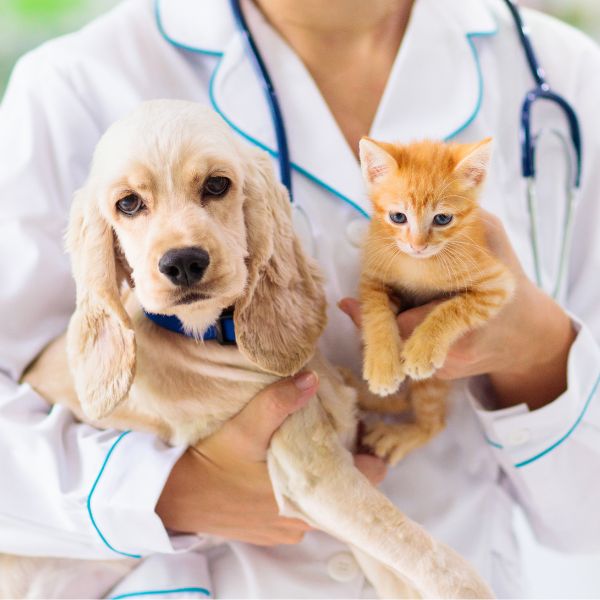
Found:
156,447 -> 205,534
489,281 -> 576,409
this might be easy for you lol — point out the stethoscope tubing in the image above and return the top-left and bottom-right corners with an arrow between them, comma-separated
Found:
502,0 -> 548,87
230,0 -> 582,299
228,0 -> 293,198
520,87 -> 582,188
503,0 -> 582,297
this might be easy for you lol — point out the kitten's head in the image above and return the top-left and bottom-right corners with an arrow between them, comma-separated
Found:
359,137 -> 492,259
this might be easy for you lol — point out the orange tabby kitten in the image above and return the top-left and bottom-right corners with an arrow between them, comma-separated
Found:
357,137 -> 515,465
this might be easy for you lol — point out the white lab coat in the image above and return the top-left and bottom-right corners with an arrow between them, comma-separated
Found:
0,0 -> 599,597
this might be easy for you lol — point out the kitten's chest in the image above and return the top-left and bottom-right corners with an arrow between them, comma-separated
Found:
386,257 -> 464,307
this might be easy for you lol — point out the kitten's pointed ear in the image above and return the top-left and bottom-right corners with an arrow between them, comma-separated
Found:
454,137 -> 493,189
359,137 -> 398,186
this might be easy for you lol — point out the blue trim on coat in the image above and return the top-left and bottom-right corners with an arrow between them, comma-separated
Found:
154,0 -> 497,220
515,372 -> 600,468
111,588 -> 211,599
443,28 -> 499,141
484,434 -> 504,450
485,372 -> 600,467
206,63 -> 371,219
155,0 -> 223,57
87,430 -> 142,559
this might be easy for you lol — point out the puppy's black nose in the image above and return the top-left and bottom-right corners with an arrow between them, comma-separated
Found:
158,247 -> 210,287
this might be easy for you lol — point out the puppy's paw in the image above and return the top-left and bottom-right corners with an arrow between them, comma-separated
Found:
363,422 -> 410,465
363,350 -> 405,396
401,336 -> 447,380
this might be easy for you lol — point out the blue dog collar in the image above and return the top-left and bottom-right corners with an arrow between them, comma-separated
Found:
144,308 -> 236,345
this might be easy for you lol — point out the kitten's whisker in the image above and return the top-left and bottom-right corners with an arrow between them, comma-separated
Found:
441,251 -> 463,293
441,248 -> 464,291
443,243 -> 485,282
446,238 -> 489,266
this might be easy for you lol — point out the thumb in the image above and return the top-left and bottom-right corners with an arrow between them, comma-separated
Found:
338,297 -> 362,328
396,301 -> 441,339
215,371 -> 319,462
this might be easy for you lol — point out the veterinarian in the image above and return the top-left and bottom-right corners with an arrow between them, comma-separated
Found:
1,0 -> 599,597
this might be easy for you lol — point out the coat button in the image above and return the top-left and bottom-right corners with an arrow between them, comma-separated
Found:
327,551 -> 360,582
505,428 -> 531,446
346,219 -> 369,248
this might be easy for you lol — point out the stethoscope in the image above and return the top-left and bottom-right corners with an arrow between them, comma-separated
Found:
229,0 -> 582,300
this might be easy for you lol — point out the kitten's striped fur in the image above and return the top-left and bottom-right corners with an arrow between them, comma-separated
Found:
358,138 -> 515,464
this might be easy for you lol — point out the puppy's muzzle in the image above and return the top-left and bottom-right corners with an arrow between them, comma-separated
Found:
159,247 -> 210,287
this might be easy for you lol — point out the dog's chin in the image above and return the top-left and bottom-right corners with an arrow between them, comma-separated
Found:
140,273 -> 247,316
175,291 -> 211,306
138,290 -> 213,314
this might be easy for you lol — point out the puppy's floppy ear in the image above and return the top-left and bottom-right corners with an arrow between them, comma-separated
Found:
234,150 -> 327,376
65,186 -> 135,420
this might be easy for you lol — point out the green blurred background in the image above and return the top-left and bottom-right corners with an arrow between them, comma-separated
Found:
0,0 -> 118,94
1,0 -> 600,96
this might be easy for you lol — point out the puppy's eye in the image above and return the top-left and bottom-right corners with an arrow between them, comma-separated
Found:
433,214 -> 453,226
116,194 -> 144,216
203,176 -> 231,198
389,212 -> 407,224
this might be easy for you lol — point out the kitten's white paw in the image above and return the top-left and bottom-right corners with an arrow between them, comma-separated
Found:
402,361 -> 435,380
367,378 -> 405,397
401,337 -> 447,380
364,351 -> 405,396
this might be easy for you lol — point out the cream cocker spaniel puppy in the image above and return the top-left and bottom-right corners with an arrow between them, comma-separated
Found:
8,101 -> 492,599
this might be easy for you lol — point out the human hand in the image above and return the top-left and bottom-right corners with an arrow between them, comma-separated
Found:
340,211 -> 575,410
156,372 -> 387,545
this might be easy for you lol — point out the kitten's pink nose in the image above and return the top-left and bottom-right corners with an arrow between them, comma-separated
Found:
410,242 -> 428,252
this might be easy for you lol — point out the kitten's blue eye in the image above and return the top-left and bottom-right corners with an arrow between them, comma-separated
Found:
433,214 -> 453,226
389,212 -> 407,224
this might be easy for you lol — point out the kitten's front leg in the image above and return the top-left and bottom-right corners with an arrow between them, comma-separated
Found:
360,276 -> 405,396
337,366 -> 410,413
401,266 -> 515,380
364,379 -> 448,464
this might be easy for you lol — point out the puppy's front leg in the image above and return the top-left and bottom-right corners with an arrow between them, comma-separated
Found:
267,397 -> 493,599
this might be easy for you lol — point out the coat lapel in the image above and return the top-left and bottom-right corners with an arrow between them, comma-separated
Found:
155,0 -> 234,55
210,0 -> 372,215
156,0 -> 498,217
370,0 -> 498,143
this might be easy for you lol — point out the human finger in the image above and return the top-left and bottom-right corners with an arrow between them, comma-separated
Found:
276,517 -> 314,532
243,528 -> 307,547
215,372 -> 319,462
354,453 -> 387,485
395,302 -> 439,339
479,208 -> 524,274
338,297 -> 362,328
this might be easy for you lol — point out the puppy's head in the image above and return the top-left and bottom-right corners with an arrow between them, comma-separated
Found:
68,100 -> 326,420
